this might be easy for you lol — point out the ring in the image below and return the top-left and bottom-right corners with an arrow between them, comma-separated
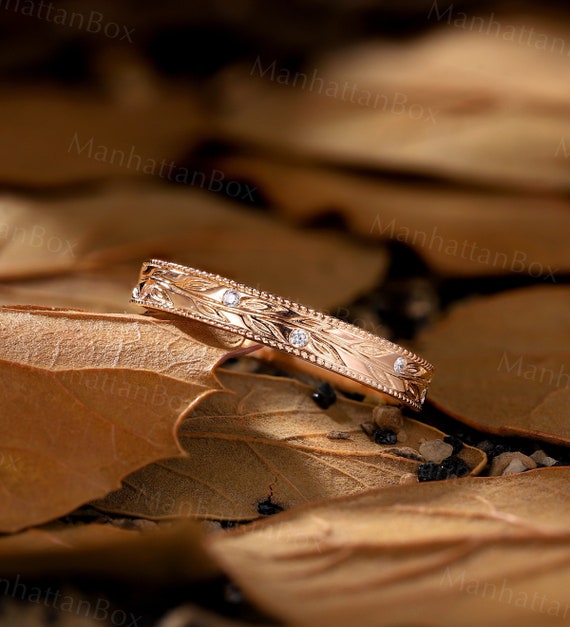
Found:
131,260 -> 434,411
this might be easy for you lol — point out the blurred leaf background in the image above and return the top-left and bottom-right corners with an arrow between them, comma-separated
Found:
1,1 -> 569,625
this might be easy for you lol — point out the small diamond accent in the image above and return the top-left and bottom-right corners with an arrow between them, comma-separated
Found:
393,356 -> 407,374
289,329 -> 309,348
222,289 -> 241,307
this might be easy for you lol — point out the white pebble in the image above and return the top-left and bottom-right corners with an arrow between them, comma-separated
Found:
530,450 -> 557,467
419,439 -> 454,463
489,452 -> 537,476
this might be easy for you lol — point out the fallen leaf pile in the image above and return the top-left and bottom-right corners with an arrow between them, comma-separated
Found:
0,306 -> 246,532
212,154 -> 570,278
0,185 -> 386,311
213,22 -> 570,190
1,4 -> 569,626
94,371 -> 485,521
208,468 -> 570,627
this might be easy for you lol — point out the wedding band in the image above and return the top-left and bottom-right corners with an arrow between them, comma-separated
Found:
131,260 -> 434,411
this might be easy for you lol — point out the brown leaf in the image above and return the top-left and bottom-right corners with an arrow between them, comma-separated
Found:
0,86 -> 201,186
94,371 -> 485,521
215,20 -> 570,190
418,286 -> 570,445
0,268 -> 139,313
0,520 -> 217,581
207,467 -> 570,627
0,306 -> 245,532
0,185 -> 387,311
213,154 -> 570,278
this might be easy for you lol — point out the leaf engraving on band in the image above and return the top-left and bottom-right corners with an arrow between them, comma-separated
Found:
131,262 -> 434,410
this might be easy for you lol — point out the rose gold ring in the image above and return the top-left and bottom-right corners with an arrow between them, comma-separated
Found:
131,259 -> 434,411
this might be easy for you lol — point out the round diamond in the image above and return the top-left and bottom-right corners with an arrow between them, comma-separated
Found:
289,329 -> 309,348
222,289 -> 241,307
393,356 -> 407,374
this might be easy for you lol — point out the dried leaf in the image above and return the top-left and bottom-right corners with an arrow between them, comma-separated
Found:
418,286 -> 570,444
216,21 -> 570,190
214,155 -> 570,278
0,269 -> 139,313
0,185 -> 387,311
95,371 -> 485,521
0,306 -> 245,532
207,467 -> 570,627
0,520 -> 217,580
0,86 -> 201,186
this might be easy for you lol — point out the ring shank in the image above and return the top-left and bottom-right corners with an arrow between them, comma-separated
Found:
131,259 -> 434,411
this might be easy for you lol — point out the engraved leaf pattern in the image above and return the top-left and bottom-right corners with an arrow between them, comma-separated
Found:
169,272 -> 293,344
242,298 -> 290,316
403,362 -> 423,377
308,333 -> 343,363
139,280 -> 174,308
362,360 -> 401,390
242,312 -> 287,342
178,276 -> 219,294
192,298 -> 225,320
355,341 -> 394,359
138,266 -> 428,406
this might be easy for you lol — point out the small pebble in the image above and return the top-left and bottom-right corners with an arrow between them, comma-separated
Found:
257,499 -> 284,516
443,435 -> 464,455
360,421 -> 377,437
418,461 -> 446,482
476,440 -> 494,455
374,428 -> 398,445
419,439 -> 454,463
502,459 -> 530,475
477,439 -> 507,458
312,382 -> 337,409
440,455 -> 470,478
382,446 -> 424,462
489,452 -> 537,476
373,405 -> 404,433
417,456 -> 470,482
530,450 -> 557,467
327,430 -> 351,440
